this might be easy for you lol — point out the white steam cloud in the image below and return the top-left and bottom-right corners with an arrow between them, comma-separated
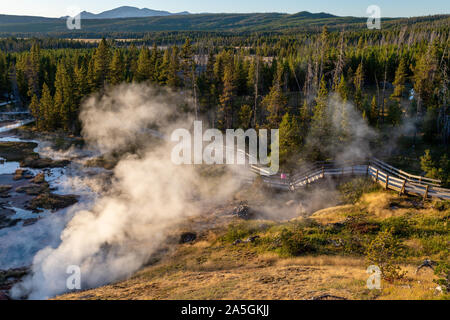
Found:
12,84 -> 240,299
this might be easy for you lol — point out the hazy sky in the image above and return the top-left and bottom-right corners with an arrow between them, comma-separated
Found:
1,0 -> 448,18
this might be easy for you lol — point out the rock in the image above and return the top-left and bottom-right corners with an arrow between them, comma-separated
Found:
233,236 -> 260,245
23,218 -> 39,227
329,239 -> 344,247
180,232 -> 197,244
0,185 -> 12,193
416,259 -> 437,274
16,184 -> 48,196
30,173 -> 46,184
245,236 -> 260,243
0,142 -> 38,162
0,267 -> 30,292
0,292 -> 11,300
310,294 -> 347,300
27,193 -> 78,211
13,169 -> 33,181
20,157 -> 69,169
0,215 -> 20,229
85,157 -> 117,170
232,203 -> 251,219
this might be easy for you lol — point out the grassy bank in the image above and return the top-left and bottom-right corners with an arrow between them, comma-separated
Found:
57,182 -> 449,300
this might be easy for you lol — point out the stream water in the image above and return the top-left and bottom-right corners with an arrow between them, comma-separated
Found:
0,122 -> 101,270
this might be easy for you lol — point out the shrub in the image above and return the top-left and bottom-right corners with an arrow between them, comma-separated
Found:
434,261 -> 450,293
420,235 -> 449,257
381,216 -> 412,237
366,228 -> 406,282
433,200 -> 450,212
339,178 -> 380,204
280,228 -> 315,256
222,221 -> 270,243
346,217 -> 380,235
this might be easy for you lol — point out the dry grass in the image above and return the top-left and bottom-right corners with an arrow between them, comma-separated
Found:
56,240 -> 444,301
310,205 -> 354,224
56,190 -> 448,301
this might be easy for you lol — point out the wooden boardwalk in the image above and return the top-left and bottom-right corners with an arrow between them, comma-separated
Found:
247,158 -> 450,200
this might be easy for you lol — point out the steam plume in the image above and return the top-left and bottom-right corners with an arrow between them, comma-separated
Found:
12,84 -> 239,299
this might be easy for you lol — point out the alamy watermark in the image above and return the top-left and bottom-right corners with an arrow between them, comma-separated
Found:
66,6 -> 81,30
171,121 -> 279,175
66,265 -> 81,290
367,265 -> 382,290
367,5 -> 381,30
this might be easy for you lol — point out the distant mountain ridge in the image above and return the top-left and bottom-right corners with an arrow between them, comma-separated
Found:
74,6 -> 190,19
0,10 -> 448,35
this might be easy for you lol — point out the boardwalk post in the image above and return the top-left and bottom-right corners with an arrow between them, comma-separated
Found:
376,169 -> 379,183
385,175 -> 389,190
366,165 -> 369,176
401,180 -> 406,195
322,166 -> 325,178
424,185 -> 429,200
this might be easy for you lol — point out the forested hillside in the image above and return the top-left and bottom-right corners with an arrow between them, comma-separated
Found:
0,12 -> 448,36
0,19 -> 448,183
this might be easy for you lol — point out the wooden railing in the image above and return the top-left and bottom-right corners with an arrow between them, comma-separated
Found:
247,159 -> 450,200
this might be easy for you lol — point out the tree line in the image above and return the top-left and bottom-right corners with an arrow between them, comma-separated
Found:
0,24 -> 448,171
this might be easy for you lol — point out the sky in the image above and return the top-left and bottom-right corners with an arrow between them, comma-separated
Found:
0,0 -> 448,18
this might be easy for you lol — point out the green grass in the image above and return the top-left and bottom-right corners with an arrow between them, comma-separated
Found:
220,189 -> 449,264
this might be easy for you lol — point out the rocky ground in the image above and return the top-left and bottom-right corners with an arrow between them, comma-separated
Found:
0,267 -> 29,300
0,139 -> 80,299
0,168 -> 78,224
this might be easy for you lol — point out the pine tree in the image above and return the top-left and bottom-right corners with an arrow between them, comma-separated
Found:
0,50 -> 8,93
354,62 -> 364,112
263,63 -> 287,127
420,150 -> 438,178
93,38 -> 111,88
167,46 -> 181,88
238,104 -> 253,130
54,61 -> 75,132
181,38 -> 194,90
150,43 -> 160,82
219,62 -> 236,128
158,49 -> 170,85
74,62 -> 89,103
279,113 -> 302,165
337,74 -> 349,102
29,94 -> 40,129
87,57 -> 96,92
40,83 -> 54,131
370,95 -> 379,126
27,43 -> 41,98
391,56 -> 408,101
135,47 -> 151,82
308,76 -> 331,160
413,43 -> 439,115
126,44 -> 139,82
300,99 -> 310,123
387,99 -> 402,126
109,50 -> 125,85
